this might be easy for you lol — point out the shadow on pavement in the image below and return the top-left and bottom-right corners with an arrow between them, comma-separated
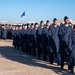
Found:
0,46 -> 74,75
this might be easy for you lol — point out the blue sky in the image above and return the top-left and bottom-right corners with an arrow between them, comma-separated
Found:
0,0 -> 75,22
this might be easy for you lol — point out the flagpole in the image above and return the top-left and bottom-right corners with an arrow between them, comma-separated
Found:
22,16 -> 24,24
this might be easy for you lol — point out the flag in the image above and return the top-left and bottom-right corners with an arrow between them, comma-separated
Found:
21,11 -> 25,17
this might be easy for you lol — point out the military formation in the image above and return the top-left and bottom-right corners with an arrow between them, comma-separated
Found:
0,16 -> 75,73
0,25 -> 12,39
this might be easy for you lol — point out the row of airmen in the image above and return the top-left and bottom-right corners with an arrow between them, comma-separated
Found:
12,16 -> 75,73
0,25 -> 13,39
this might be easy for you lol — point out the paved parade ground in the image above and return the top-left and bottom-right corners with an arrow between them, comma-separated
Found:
0,40 -> 75,75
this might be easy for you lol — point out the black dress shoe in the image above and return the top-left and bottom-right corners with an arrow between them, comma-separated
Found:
61,66 -> 63,69
43,59 -> 46,61
50,62 -> 53,65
